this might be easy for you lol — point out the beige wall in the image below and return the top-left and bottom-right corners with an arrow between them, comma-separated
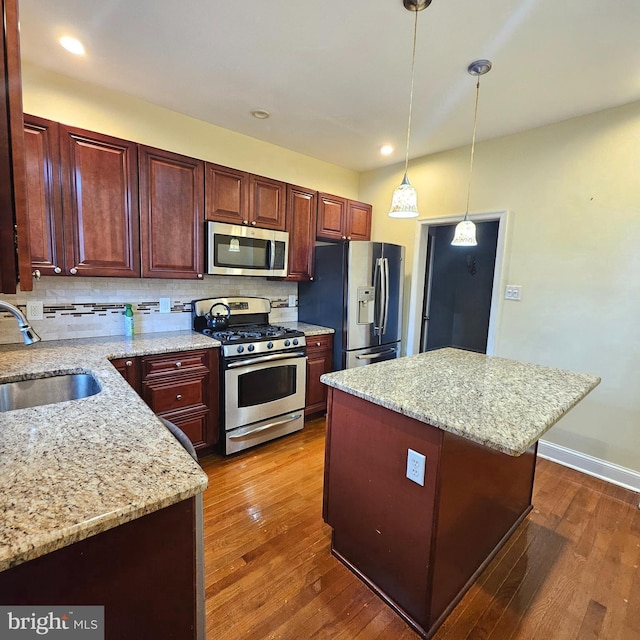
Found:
360,101 -> 640,473
21,62 -> 360,197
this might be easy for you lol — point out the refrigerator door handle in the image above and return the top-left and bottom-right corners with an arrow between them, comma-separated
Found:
381,257 -> 390,335
373,257 -> 383,335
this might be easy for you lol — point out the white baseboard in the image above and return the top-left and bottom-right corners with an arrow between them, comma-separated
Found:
537,440 -> 640,495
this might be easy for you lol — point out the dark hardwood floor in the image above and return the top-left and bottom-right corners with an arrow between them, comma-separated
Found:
199,418 -> 640,639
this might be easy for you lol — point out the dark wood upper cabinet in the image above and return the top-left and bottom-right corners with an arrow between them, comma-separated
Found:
249,174 -> 286,231
139,146 -> 204,279
284,184 -> 317,281
59,124 -> 140,277
317,192 -> 372,242
205,162 -> 286,231
23,115 -> 64,276
346,199 -> 372,241
0,0 -> 32,293
204,162 -> 248,225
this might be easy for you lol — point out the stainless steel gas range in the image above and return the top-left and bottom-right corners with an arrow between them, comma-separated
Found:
192,297 -> 306,455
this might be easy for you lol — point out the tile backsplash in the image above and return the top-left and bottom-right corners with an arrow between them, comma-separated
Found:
0,275 -> 298,344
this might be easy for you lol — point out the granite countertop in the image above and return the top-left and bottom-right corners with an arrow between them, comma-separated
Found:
0,331 -> 220,573
281,321 -> 334,336
321,347 -> 600,456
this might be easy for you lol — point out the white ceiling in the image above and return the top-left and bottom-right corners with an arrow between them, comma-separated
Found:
18,0 -> 640,172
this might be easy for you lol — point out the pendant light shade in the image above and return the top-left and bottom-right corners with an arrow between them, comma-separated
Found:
388,1 -> 431,218
451,59 -> 492,247
389,173 -> 419,218
451,220 -> 478,246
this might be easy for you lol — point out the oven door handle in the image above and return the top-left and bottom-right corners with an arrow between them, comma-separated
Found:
226,350 -> 306,368
228,413 -> 303,439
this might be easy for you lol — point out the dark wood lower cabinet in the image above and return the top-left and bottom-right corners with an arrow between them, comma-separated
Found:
305,333 -> 333,417
0,498 -> 201,640
323,388 -> 537,639
111,348 -> 219,455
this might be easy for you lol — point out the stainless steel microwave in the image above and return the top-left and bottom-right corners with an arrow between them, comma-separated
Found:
206,221 -> 289,277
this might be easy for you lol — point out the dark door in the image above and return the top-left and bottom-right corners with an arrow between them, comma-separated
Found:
421,221 -> 499,354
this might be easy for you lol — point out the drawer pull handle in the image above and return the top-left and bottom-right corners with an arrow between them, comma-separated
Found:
175,362 -> 182,368
125,360 -> 133,367
316,342 -> 321,347
176,394 -> 183,400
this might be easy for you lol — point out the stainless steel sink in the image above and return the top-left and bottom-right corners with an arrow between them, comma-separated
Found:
0,373 -> 101,412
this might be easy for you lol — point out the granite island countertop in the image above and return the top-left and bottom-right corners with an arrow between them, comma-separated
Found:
321,347 -> 600,456
0,331 -> 221,573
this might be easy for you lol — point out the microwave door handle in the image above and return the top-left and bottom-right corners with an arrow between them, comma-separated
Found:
269,239 -> 276,270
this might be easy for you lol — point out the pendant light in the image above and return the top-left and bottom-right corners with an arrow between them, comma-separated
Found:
388,0 -> 432,218
451,59 -> 492,246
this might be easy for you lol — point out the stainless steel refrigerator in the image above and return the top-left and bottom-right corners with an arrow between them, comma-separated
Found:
298,241 -> 405,370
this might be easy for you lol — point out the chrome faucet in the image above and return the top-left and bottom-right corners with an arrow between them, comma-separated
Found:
0,301 -> 41,345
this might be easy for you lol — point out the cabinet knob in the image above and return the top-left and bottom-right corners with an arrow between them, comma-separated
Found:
32,269 -> 41,280
316,342 -> 321,347
341,235 -> 346,240
125,360 -> 133,367
175,362 -> 182,368
70,267 -> 78,275
243,220 -> 249,225
347,236 -> 351,240
54,266 -> 62,274
251,221 -> 257,226
309,277 -> 314,281
197,273 -> 203,279
176,394 -> 183,400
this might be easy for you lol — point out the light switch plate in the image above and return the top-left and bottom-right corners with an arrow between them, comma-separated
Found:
26,300 -> 44,320
159,298 -> 171,313
288,294 -> 297,308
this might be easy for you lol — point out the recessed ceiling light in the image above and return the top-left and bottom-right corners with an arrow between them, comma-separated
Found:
251,109 -> 270,120
380,145 -> 394,156
59,36 -> 85,56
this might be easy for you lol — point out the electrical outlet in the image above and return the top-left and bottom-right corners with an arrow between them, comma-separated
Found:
159,298 -> 171,313
26,300 -> 44,321
406,449 -> 426,486
504,285 -> 522,301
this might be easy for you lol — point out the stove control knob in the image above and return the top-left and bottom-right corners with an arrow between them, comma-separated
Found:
237,345 -> 244,353
293,338 -> 299,346
267,341 -> 274,349
248,344 -> 255,352
284,339 -> 291,347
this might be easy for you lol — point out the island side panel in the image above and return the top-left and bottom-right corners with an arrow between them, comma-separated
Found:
0,498 -> 199,639
429,432 -> 537,627
323,388 -> 443,632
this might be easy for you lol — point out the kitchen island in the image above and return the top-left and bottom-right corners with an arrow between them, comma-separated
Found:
0,332 -> 220,639
320,348 -> 600,639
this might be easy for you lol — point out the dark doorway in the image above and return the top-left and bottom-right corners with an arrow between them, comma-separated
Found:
421,221 -> 499,354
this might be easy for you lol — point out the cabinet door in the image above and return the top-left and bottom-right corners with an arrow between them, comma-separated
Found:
285,184 -> 317,281
110,357 -> 141,394
59,125 -> 140,277
139,146 -> 204,279
317,193 -> 348,241
204,162 -> 248,225
346,200 -> 372,241
249,174 -> 286,230
0,0 -> 31,293
305,334 -> 333,417
24,115 -> 65,276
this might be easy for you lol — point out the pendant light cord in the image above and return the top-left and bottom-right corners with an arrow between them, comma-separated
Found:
464,77 -> 482,219
403,8 -> 419,177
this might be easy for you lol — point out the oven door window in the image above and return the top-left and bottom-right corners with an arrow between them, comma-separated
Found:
237,364 -> 297,407
214,233 -> 269,270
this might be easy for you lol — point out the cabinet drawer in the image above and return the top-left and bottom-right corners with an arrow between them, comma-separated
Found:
159,407 -> 210,450
141,350 -> 209,378
143,374 -> 208,414
306,334 -> 333,353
